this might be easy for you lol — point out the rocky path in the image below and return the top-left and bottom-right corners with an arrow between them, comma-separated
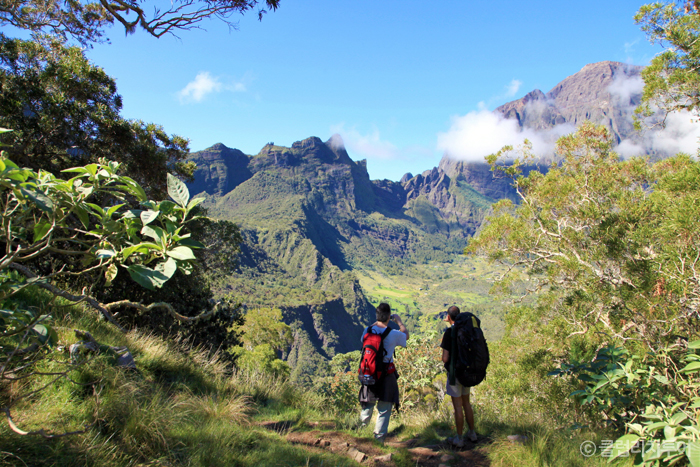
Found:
260,421 -> 491,467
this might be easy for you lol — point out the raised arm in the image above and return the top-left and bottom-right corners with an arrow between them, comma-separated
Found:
392,314 -> 409,341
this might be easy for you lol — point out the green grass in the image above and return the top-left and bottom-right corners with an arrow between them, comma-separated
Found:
1,286 -> 636,467
0,289 -> 355,467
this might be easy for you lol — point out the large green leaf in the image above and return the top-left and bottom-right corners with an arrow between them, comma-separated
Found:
167,173 -> 189,208
33,221 -> 52,242
116,177 -> 147,201
605,434 -> 639,461
140,210 -> 159,226
20,187 -> 53,212
73,205 -> 90,229
106,204 -> 125,219
680,362 -> 700,373
186,197 -> 205,212
155,257 -> 178,279
126,264 -> 169,290
122,242 -> 162,259
687,441 -> 700,467
141,225 -> 166,245
166,246 -> 196,261
178,238 -> 205,249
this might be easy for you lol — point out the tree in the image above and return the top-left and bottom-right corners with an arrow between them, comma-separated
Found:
0,34 -> 194,199
231,307 -> 292,354
0,0 -> 280,46
635,2 -> 700,124
470,122 -> 699,351
0,148 -> 212,330
229,307 -> 292,377
469,123 -> 700,464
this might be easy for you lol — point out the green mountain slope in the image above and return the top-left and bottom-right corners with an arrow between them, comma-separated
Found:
187,135 -> 501,378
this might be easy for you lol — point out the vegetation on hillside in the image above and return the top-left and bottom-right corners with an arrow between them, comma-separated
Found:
469,122 -> 700,465
6,1 -> 700,466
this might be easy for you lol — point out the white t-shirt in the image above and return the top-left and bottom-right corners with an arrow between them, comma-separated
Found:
360,325 -> 408,363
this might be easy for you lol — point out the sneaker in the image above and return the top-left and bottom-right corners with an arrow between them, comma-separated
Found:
373,433 -> 386,442
466,430 -> 478,442
447,435 -> 464,448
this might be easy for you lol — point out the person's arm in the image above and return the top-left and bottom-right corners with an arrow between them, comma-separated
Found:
442,348 -> 449,364
391,314 -> 409,340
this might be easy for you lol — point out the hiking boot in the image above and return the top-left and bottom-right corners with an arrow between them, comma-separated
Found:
466,430 -> 478,442
373,433 -> 386,443
447,435 -> 464,448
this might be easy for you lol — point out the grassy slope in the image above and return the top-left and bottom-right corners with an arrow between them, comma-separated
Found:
0,290 -> 354,467
0,289 -> 631,467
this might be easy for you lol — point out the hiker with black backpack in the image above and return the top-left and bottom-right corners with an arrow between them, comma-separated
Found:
441,305 -> 489,448
358,303 -> 409,442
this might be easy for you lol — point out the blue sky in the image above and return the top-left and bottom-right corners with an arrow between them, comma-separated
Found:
84,1 -> 662,182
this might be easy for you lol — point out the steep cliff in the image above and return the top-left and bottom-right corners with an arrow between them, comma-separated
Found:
495,61 -> 643,144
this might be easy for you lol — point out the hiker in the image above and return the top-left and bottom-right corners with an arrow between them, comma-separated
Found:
441,305 -> 478,447
359,302 -> 409,441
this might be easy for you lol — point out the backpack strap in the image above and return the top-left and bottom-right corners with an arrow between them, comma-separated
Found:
380,326 -> 397,374
449,325 -> 456,386
380,326 -> 392,358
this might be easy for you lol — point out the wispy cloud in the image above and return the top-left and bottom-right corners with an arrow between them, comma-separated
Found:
178,71 -> 249,104
504,79 -> 523,98
329,124 -> 400,160
481,78 -> 525,108
624,39 -> 640,62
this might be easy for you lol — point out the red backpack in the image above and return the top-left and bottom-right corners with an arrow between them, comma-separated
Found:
358,326 -> 395,385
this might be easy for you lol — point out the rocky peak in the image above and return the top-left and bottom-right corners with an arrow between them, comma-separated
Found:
187,143 -> 252,196
494,60 -> 643,144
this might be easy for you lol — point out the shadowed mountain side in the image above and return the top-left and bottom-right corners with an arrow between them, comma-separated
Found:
188,143 -> 253,196
187,136 -> 493,373
438,159 -> 543,204
215,227 -> 375,367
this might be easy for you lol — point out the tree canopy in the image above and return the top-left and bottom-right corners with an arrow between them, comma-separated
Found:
0,34 -> 194,199
468,122 -> 700,463
635,1 -> 700,124
0,0 -> 280,46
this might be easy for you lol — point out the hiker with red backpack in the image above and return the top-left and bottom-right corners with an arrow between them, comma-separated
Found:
358,303 -> 409,442
441,305 -> 489,448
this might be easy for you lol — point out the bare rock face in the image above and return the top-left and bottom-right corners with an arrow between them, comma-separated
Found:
439,61 -> 645,201
495,61 -> 643,144
187,143 -> 252,196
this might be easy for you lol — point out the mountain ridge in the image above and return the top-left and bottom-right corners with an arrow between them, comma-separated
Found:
186,60 -> 656,378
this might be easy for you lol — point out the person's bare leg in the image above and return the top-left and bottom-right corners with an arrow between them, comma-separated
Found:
462,393 -> 474,432
450,395 -> 464,436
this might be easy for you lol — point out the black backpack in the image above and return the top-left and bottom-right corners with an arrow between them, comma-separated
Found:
449,312 -> 490,387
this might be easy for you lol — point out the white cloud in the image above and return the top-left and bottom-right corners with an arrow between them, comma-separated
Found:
608,73 -> 644,107
624,39 -> 639,61
436,110 -> 574,162
178,72 -> 222,103
505,79 -> 523,98
608,74 -> 700,158
646,111 -> 700,156
329,124 -> 400,160
178,71 -> 249,104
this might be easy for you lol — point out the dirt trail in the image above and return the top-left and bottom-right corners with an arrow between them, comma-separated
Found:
260,421 -> 490,467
